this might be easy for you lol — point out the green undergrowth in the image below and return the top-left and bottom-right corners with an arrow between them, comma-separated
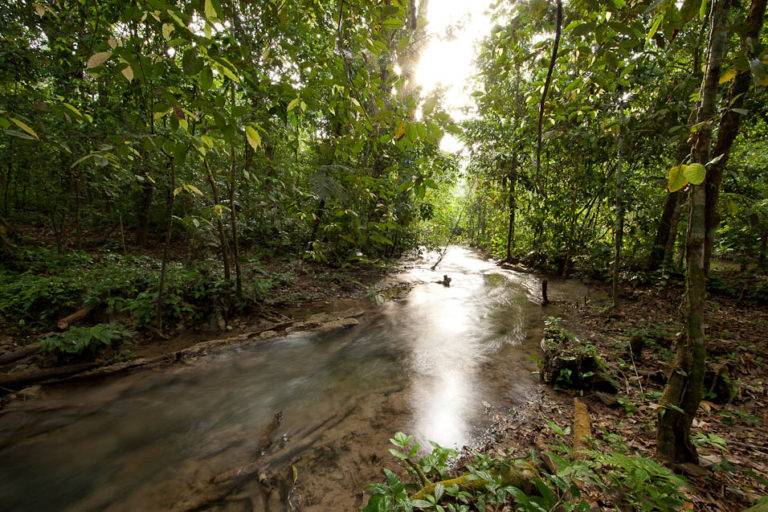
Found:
0,247 -> 293,336
40,323 -> 135,362
364,428 -> 687,512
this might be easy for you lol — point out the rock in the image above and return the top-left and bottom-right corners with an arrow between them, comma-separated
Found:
317,318 -> 359,332
259,330 -> 277,339
540,318 -> 619,394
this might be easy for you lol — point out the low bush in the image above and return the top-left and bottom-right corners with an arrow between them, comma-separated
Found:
364,430 -> 687,512
40,322 -> 134,360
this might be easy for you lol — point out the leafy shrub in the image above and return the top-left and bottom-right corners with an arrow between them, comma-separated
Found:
364,431 -> 687,512
40,323 -> 134,359
0,248 -> 281,332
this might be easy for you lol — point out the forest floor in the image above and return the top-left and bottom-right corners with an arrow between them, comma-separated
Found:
478,274 -> 768,511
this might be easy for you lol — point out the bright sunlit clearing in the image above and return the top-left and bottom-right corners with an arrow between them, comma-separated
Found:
416,0 -> 494,154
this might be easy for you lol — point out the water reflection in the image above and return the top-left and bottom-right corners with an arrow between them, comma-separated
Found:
389,246 -> 540,447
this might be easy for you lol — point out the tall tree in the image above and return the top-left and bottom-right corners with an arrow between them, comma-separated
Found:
657,0 -> 731,464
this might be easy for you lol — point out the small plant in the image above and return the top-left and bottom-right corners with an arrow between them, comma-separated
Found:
719,408 -> 762,426
40,323 -> 134,359
365,431 -> 687,512
693,432 -> 728,451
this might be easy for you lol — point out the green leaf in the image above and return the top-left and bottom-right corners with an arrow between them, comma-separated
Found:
121,64 -> 134,82
683,163 -> 706,185
204,0 -> 217,20
87,51 -> 112,68
245,125 -> 261,150
287,97 -> 302,112
719,67 -> 737,85
167,9 -> 186,28
217,63 -> 239,83
666,165 -> 688,192
182,49 -> 203,75
162,23 -> 174,40
645,15 -> 663,45
9,117 -> 39,139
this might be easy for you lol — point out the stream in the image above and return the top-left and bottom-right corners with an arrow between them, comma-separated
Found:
0,247 -> 588,511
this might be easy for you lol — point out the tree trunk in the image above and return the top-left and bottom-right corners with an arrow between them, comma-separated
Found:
203,159 -> 231,282
612,106 -> 625,307
662,194 -> 682,273
156,159 -> 176,331
703,0 -> 768,274
535,0 -> 562,192
228,86 -> 243,297
136,176 -> 154,246
505,165 -> 516,262
657,0 -> 730,464
649,191 -> 680,271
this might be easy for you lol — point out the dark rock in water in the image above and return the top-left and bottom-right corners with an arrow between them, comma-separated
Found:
540,317 -> 619,394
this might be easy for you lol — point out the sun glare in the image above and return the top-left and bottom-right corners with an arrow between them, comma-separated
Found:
415,0 -> 494,153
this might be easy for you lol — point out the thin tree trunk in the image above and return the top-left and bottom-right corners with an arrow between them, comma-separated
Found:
204,159 -> 231,281
3,138 -> 12,217
657,0 -> 730,464
156,159 -> 176,331
703,0 -> 768,274
505,165 -> 516,262
662,194 -> 682,273
118,212 -> 127,255
535,0 -> 563,191
612,106 -> 625,307
229,86 -> 243,297
649,191 -> 680,271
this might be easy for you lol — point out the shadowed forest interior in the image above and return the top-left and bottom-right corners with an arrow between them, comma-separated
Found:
1,0 -> 768,511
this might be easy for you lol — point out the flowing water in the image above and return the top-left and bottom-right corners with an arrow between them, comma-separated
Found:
0,247 -> 588,511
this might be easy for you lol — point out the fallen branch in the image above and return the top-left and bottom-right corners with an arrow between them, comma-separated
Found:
412,461 -> 539,501
573,398 -> 591,458
0,362 -> 101,390
56,305 -> 94,330
0,344 -> 41,366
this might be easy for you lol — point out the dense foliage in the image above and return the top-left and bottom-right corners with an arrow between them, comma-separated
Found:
460,0 -> 768,280
0,0 -> 457,271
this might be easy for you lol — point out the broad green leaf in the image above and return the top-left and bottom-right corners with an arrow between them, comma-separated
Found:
683,163 -> 706,185
87,51 -> 112,68
62,103 -> 83,118
204,0 -> 217,20
10,117 -> 38,139
121,65 -> 134,82
217,63 -> 239,82
666,165 -> 688,192
245,125 -> 261,150
287,97 -> 301,112
719,67 -> 737,85
162,23 -> 174,40
184,183 -> 203,196
645,15 -> 663,45
167,9 -> 186,28
182,49 -> 203,75
394,121 -> 406,141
